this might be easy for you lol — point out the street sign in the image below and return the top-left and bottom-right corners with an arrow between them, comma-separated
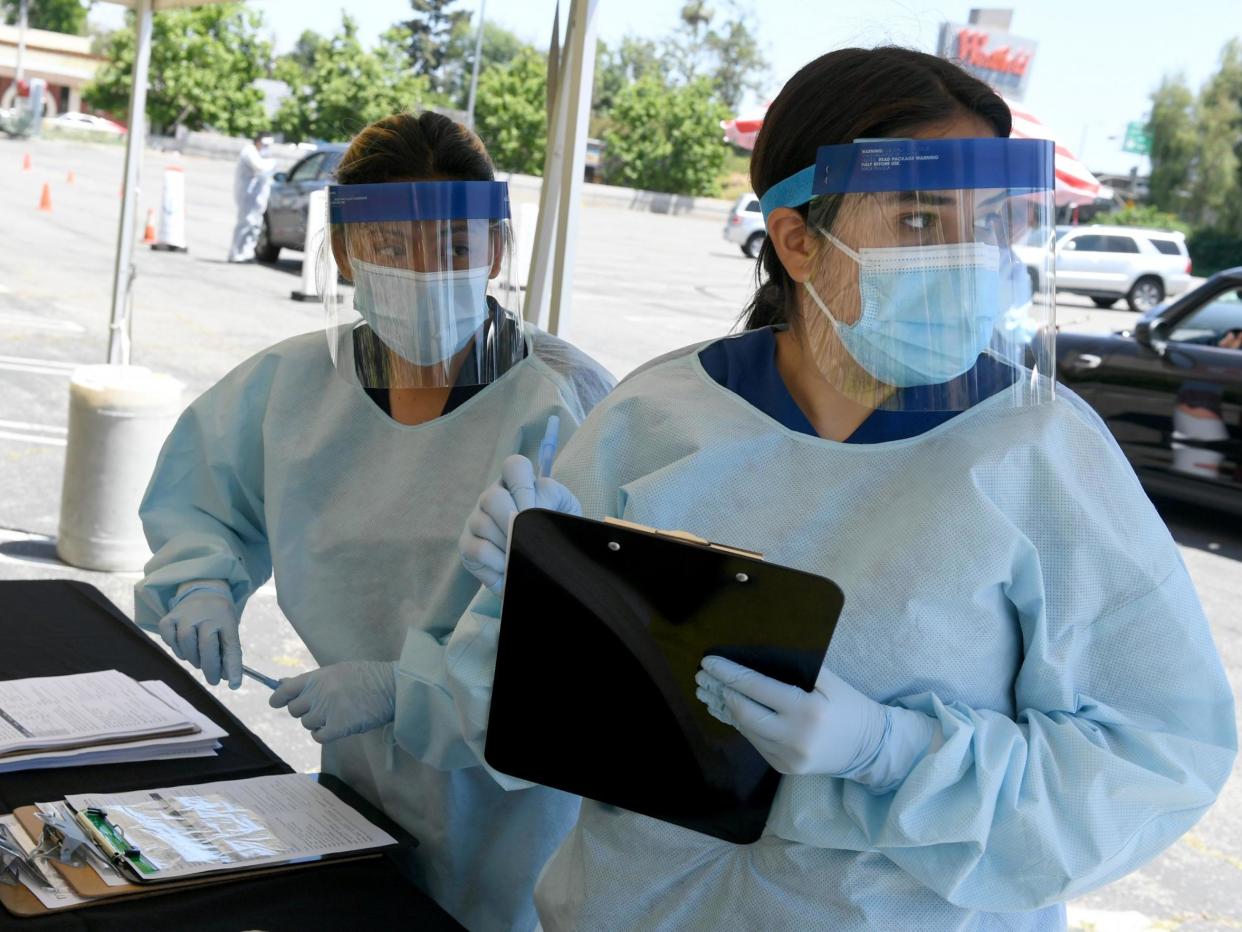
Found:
1122,121 -> 1152,155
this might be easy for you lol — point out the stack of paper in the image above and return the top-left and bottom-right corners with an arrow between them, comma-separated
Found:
0,671 -> 224,773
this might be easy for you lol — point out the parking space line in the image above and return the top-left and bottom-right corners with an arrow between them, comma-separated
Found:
0,429 -> 68,446
0,354 -> 83,376
0,419 -> 67,434
0,313 -> 86,334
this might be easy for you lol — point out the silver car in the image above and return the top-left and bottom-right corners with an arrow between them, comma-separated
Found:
723,193 -> 766,258
256,143 -> 348,263
1053,225 -> 1193,311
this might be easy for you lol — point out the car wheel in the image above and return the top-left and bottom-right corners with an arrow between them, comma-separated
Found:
1091,297 -> 1118,309
255,216 -> 281,263
1126,276 -> 1163,312
743,232 -> 765,259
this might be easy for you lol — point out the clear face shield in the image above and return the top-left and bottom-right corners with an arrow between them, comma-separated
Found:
759,138 -> 1056,413
321,181 -> 523,390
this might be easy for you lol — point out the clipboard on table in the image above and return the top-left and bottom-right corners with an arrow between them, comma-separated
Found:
0,774 -> 412,917
484,510 -> 844,845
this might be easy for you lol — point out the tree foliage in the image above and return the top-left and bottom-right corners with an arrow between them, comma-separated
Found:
83,4 -> 270,136
1149,38 -> 1242,235
273,16 -> 431,143
474,46 -> 546,175
661,1 -> 766,110
1092,204 -> 1190,235
434,18 -> 533,109
601,75 -> 729,196
401,0 -> 470,93
2,0 -> 86,36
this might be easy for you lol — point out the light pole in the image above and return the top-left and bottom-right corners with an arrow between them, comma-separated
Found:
465,0 -> 487,130
15,0 -> 28,83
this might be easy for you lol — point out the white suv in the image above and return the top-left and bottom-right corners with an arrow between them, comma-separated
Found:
1053,225 -> 1192,311
723,193 -> 766,258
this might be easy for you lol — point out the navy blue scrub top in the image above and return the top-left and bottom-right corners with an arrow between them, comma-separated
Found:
698,325 -> 1017,443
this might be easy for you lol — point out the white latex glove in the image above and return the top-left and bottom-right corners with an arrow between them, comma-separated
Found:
158,580 -> 242,689
458,453 -> 582,594
696,656 -> 937,788
269,661 -> 397,744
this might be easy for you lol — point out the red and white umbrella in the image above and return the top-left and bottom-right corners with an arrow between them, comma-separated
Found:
721,104 -> 767,150
1004,98 -> 1106,207
720,98 -> 1110,208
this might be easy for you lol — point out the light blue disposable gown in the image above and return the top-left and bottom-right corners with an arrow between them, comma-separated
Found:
437,342 -> 1236,931
135,327 -> 614,932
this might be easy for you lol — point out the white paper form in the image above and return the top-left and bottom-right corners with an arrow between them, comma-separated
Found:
0,814 -> 97,910
0,681 -> 224,773
64,774 -> 397,881
0,671 -> 195,757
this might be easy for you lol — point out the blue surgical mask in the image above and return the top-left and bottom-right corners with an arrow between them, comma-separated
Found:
351,258 -> 491,366
805,234 -> 1001,388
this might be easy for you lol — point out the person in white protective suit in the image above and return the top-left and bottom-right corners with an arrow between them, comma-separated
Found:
135,111 -> 615,931
441,47 -> 1237,931
227,133 -> 276,262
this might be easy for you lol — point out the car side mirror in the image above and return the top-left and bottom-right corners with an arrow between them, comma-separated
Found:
1133,318 -> 1167,355
273,171 -> 288,183
1061,240 -> 1076,251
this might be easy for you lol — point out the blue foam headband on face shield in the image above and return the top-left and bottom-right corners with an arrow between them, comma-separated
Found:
329,181 -> 511,223
758,138 -> 1054,223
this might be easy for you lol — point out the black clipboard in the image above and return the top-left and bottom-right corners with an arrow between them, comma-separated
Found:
484,510 -> 843,844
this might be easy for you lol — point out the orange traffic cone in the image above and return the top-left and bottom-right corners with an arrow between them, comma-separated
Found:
38,183 -> 52,212
22,153 -> 32,171
142,208 -> 156,244
66,170 -> 75,185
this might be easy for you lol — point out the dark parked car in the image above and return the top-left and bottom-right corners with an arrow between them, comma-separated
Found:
256,143 -> 348,263
1057,268 -> 1242,514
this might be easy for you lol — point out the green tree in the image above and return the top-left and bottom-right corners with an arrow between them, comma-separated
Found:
437,18 -> 533,108
273,16 -> 432,142
1093,204 -> 1190,235
1147,75 -> 1197,216
602,75 -> 729,196
660,1 -> 766,110
594,34 -> 666,115
473,45 -> 546,175
83,4 -> 270,135
401,0 -> 470,93
1191,39 -> 1242,233
2,0 -> 87,35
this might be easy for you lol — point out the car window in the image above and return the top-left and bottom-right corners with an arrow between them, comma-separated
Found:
1168,288 -> 1242,348
1148,238 -> 1183,256
319,151 -> 343,180
1067,234 -> 1108,252
1105,235 -> 1139,253
744,199 -> 760,213
289,153 -> 326,182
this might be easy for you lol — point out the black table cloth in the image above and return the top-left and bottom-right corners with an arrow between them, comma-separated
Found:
0,580 -> 461,931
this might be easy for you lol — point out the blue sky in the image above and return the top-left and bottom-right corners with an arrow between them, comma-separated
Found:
91,1 -> 1238,177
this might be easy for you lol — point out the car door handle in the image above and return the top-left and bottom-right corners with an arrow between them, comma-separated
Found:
1068,353 -> 1102,370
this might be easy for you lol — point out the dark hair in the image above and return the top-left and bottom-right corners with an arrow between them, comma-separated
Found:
743,47 -> 1012,329
335,110 -> 495,185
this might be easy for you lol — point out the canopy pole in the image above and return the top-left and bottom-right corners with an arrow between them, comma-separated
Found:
106,0 -> 154,365
544,0 -> 597,337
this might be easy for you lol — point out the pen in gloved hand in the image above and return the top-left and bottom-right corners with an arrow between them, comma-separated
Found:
242,665 -> 281,690
538,414 -> 561,479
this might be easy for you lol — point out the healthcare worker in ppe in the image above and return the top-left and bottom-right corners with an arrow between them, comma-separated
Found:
228,133 -> 277,263
442,48 -> 1236,930
135,111 -> 614,931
